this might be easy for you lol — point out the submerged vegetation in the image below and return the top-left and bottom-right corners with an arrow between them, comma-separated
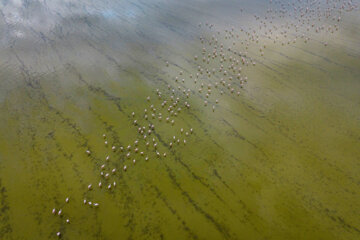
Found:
0,0 -> 359,239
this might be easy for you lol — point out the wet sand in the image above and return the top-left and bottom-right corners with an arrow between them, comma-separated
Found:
0,0 -> 359,239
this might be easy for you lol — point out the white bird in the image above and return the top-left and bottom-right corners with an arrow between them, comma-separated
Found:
65,197 -> 69,203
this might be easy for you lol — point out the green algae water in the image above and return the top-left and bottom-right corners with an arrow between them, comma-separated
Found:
0,0 -> 360,239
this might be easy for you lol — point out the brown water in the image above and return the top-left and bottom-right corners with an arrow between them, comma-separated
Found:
0,0 -> 359,239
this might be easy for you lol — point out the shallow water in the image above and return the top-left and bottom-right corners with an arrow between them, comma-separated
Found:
0,0 -> 359,239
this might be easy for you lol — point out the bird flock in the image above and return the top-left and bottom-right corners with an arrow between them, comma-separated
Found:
51,0 -> 357,237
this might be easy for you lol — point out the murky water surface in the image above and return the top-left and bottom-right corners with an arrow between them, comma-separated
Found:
0,0 -> 359,239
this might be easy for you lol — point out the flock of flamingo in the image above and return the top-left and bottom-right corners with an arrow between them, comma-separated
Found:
50,0 -> 357,237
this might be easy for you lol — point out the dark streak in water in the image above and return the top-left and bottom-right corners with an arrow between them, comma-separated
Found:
0,179 -> 12,239
65,63 -> 124,112
163,164 -> 233,240
152,185 -> 199,239
152,131 -> 227,205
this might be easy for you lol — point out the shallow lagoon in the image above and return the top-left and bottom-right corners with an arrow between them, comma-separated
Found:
0,0 -> 359,239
